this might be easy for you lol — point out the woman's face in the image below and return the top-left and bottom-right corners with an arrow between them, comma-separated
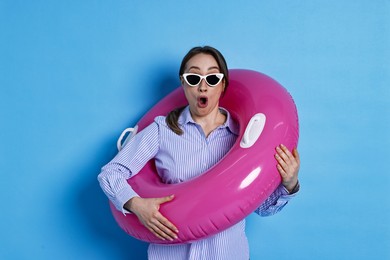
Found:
181,53 -> 225,120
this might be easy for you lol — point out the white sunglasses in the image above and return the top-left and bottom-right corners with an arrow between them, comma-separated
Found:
182,73 -> 224,87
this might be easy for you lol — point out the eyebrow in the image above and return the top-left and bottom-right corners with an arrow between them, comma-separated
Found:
188,66 -> 220,71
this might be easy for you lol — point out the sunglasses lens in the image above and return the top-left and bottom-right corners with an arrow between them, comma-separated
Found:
185,74 -> 201,86
206,75 -> 221,86
183,73 -> 223,87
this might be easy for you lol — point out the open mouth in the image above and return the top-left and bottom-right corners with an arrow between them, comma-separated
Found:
197,96 -> 208,108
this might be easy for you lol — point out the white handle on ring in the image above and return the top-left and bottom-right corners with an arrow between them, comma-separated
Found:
240,113 -> 266,148
117,125 -> 139,151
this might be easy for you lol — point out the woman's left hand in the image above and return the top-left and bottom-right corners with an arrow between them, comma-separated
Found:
275,144 -> 300,193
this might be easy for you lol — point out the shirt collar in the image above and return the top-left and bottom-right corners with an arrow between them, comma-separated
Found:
178,106 -> 239,135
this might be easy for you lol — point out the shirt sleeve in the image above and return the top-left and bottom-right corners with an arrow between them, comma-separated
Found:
254,181 -> 300,217
97,121 -> 160,214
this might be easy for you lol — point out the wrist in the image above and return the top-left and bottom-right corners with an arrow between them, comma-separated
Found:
124,196 -> 140,213
285,181 -> 300,194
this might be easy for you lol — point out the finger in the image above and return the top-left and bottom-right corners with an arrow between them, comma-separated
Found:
157,213 -> 179,234
276,146 -> 290,165
274,153 -> 287,169
275,151 -> 295,177
142,215 -> 171,241
147,214 -> 178,241
146,224 -> 167,241
154,220 -> 178,241
141,215 -> 175,241
293,148 -> 300,165
278,145 -> 300,170
156,194 -> 175,205
279,144 -> 294,161
277,164 -> 287,178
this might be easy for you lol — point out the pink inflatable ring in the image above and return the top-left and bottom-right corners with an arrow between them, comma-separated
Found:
109,69 -> 299,244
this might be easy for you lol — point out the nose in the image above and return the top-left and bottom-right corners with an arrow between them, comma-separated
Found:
198,79 -> 208,92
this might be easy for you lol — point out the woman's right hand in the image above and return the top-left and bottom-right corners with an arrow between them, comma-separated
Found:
124,195 -> 179,241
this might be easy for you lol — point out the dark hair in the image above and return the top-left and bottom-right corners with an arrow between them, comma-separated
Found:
179,46 -> 229,89
166,46 -> 229,135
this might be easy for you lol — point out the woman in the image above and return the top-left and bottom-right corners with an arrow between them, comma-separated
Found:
98,46 -> 300,260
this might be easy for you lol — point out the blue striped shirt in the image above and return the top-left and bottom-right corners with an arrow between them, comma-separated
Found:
98,106 -> 298,260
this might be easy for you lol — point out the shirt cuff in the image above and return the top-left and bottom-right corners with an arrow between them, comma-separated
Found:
114,185 -> 139,215
282,181 -> 300,196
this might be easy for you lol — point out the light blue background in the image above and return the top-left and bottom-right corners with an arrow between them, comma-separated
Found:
1,1 -> 389,259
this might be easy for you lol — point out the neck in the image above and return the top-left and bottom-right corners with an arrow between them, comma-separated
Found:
190,106 -> 226,137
